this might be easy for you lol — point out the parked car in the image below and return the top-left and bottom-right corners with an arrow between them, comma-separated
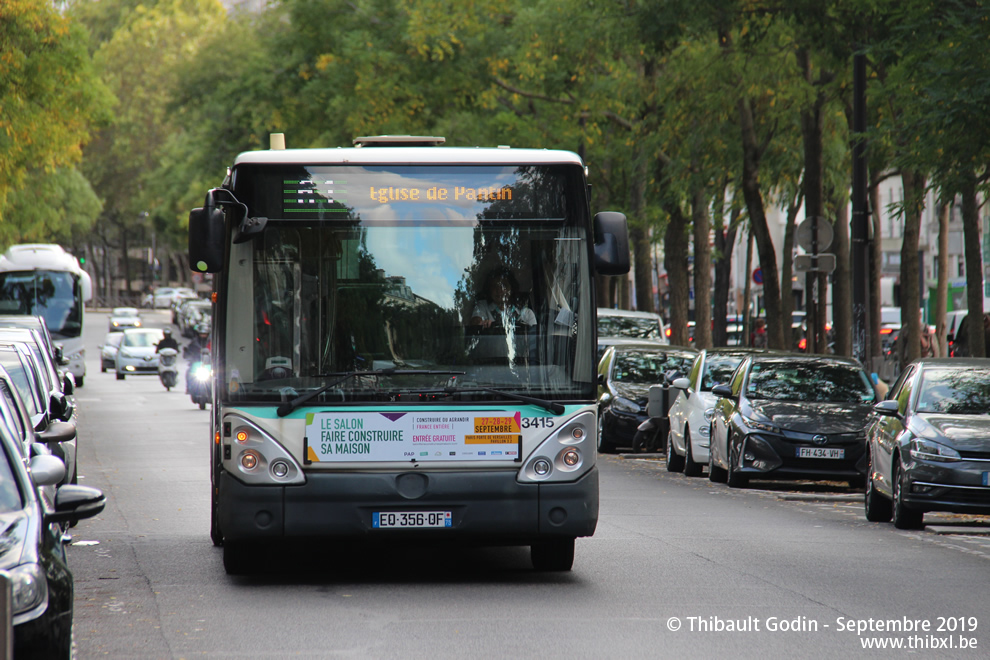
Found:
115,328 -> 165,379
0,415 -> 105,658
667,348 -> 764,476
597,340 -> 696,453
0,342 -> 78,484
108,306 -> 142,331
865,358 -> 990,529
0,315 -> 59,364
99,331 -> 124,372
597,308 -> 669,358
709,354 -> 878,488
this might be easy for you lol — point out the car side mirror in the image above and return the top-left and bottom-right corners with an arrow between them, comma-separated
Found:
712,384 -> 733,398
593,212 -> 630,275
29,454 -> 66,487
62,372 -> 75,396
873,400 -> 900,417
671,377 -> 691,391
55,344 -> 68,366
38,420 -> 76,445
45,485 -> 106,526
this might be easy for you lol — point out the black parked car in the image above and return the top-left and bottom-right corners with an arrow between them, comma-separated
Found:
709,354 -> 878,488
596,341 -> 697,453
0,410 -> 105,658
865,358 -> 990,529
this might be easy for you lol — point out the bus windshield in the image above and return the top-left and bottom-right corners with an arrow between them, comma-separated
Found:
222,164 -> 596,405
0,270 -> 83,338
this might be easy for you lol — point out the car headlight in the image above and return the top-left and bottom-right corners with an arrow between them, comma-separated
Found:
742,415 -> 779,434
704,407 -> 715,423
9,563 -> 48,620
909,438 -> 961,462
611,397 -> 640,414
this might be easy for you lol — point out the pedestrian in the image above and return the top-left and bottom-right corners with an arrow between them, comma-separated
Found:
751,318 -> 768,348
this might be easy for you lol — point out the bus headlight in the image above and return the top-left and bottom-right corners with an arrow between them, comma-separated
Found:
519,411 -> 596,483
225,416 -> 305,485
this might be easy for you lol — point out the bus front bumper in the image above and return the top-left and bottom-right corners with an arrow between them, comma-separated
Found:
217,467 -> 599,544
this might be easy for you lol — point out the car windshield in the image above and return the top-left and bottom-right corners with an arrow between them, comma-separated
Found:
701,354 -> 746,391
598,315 -> 660,339
123,331 -> 161,348
0,439 -> 24,513
747,361 -> 875,403
613,350 -> 693,384
113,307 -> 139,317
916,368 -> 990,414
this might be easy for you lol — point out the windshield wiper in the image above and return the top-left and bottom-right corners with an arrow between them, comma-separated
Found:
444,386 -> 564,415
276,369 -> 465,417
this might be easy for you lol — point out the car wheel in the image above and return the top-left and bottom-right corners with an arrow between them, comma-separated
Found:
116,372 -> 125,380
726,438 -> 748,488
531,537 -> 575,571
665,429 -> 684,472
76,376 -> 84,387
708,425 -> 728,483
597,415 -> 617,454
101,364 -> 107,373
683,425 -> 703,477
864,452 -> 892,522
211,485 -> 223,547
892,461 -> 924,529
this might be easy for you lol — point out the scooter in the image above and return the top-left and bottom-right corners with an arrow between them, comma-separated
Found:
158,348 -> 179,391
188,349 -> 212,410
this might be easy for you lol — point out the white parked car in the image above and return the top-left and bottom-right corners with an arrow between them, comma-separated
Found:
666,348 -> 762,476
99,332 -> 124,372
115,328 -> 164,379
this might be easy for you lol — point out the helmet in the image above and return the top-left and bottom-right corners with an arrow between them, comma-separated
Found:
163,329 -> 172,337
195,323 -> 209,336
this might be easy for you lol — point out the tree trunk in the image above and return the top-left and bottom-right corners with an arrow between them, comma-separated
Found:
738,97 -> 784,348
869,180 -> 884,370
630,154 -> 654,313
899,170 -> 926,367
665,205 -> 691,346
692,188 -> 712,349
962,173 -> 985,357
781,196 -> 801,349
833,200 -> 852,356
712,206 -> 740,347
800,66 -> 826,354
934,201 -> 949,356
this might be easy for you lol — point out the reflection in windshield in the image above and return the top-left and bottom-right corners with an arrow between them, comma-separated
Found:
916,368 -> 990,414
747,362 -> 875,403
612,350 -> 694,384
701,354 -> 746,391
598,316 -> 660,339
224,222 -> 593,403
0,270 -> 83,338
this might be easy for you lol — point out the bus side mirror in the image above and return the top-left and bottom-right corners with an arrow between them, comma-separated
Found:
189,202 -> 225,274
593,212 -> 630,275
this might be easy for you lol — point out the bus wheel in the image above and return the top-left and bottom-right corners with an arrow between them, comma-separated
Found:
223,541 -> 253,575
531,538 -> 575,572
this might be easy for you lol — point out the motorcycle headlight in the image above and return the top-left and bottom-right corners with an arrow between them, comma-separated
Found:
612,397 -> 640,414
9,563 -> 48,621
742,415 -> 779,435
909,438 -> 961,462
194,365 -> 212,381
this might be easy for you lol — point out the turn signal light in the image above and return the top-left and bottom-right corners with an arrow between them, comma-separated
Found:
235,430 -> 249,444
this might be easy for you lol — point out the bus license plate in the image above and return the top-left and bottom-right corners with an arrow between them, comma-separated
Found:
373,512 -> 452,529
797,447 -> 844,459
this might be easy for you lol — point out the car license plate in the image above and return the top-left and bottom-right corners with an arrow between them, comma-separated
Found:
797,447 -> 845,459
373,511 -> 452,529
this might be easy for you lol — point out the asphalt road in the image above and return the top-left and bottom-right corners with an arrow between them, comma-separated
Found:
67,311 -> 989,659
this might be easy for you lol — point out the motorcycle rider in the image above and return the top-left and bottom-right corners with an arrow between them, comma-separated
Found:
184,324 -> 210,393
156,328 -> 179,353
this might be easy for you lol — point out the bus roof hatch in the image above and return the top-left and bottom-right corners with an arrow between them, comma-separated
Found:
353,135 -> 446,147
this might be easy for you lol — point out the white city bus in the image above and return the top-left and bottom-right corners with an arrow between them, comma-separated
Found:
189,135 -> 629,574
0,244 -> 92,385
